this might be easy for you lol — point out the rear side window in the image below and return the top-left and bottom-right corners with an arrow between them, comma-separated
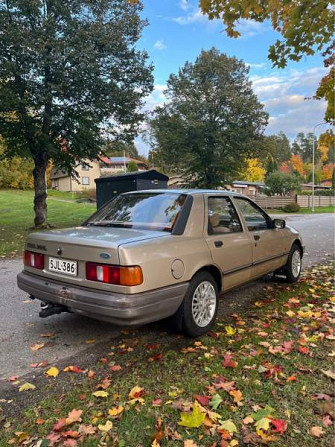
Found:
234,198 -> 270,231
208,197 -> 243,235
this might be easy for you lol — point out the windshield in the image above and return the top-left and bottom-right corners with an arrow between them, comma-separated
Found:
86,192 -> 187,232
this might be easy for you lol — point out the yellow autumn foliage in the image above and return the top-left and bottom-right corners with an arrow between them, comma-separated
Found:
240,158 -> 266,182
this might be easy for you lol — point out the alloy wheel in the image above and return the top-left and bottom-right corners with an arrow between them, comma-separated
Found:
191,280 -> 216,327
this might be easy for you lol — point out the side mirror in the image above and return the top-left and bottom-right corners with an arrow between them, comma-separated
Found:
273,218 -> 286,229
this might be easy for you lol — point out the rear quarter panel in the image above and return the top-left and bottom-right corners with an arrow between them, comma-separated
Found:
118,236 -> 214,293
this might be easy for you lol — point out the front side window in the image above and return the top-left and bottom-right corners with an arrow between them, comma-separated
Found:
82,177 -> 90,185
234,198 -> 270,231
87,192 -> 187,232
208,197 -> 242,235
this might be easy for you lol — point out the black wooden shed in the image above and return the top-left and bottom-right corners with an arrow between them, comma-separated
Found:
95,169 -> 169,209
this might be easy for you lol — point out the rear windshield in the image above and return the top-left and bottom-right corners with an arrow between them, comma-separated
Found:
86,192 -> 187,232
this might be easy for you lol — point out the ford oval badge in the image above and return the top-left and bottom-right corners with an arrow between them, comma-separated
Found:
100,252 -> 111,259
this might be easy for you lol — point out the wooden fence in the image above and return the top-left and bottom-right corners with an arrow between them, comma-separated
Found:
249,196 -> 295,209
248,195 -> 334,209
297,195 -> 335,208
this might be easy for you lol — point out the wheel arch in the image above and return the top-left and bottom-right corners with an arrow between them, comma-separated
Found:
193,265 -> 222,293
292,239 -> 304,255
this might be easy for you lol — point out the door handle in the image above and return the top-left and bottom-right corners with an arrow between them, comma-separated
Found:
254,234 -> 260,241
214,240 -> 224,248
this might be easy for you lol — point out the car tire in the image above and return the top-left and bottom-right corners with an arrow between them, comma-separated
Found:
285,243 -> 302,283
174,271 -> 219,337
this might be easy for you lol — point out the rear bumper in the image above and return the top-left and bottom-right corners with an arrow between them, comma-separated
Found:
17,271 -> 188,326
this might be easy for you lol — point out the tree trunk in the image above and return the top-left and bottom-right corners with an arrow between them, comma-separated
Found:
205,133 -> 215,188
205,170 -> 215,189
33,153 -> 48,227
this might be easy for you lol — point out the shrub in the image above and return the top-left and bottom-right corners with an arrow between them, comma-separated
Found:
0,157 -> 34,190
315,189 -> 334,196
127,160 -> 138,172
282,203 -> 300,213
77,189 -> 96,202
300,189 -> 334,196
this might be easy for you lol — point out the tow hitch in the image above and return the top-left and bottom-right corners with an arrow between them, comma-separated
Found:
39,302 -> 69,318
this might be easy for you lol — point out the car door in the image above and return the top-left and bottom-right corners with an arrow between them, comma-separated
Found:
205,195 -> 253,291
233,197 -> 288,278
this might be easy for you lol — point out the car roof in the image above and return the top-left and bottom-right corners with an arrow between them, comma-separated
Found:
123,189 -> 246,198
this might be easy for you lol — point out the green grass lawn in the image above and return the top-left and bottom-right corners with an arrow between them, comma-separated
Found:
47,189 -> 82,201
269,206 -> 335,215
0,190 -> 95,258
0,264 -> 333,446
297,205 -> 335,214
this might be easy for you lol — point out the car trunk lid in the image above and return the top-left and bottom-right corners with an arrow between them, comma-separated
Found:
24,226 -> 169,288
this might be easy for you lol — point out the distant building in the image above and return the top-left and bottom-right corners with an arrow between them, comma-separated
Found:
168,175 -> 188,189
301,182 -> 331,191
51,160 -> 101,192
226,180 -> 265,196
168,176 -> 265,196
95,170 -> 169,209
51,156 -> 148,192
100,156 -> 148,176
320,179 -> 332,188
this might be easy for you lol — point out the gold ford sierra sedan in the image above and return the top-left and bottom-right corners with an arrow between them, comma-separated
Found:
17,190 -> 303,337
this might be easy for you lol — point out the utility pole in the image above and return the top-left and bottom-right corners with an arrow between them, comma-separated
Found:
312,122 -> 327,212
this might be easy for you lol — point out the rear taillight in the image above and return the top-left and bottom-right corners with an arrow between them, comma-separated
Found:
24,250 -> 44,270
86,262 -> 143,286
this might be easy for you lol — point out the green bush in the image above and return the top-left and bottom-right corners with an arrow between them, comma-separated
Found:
314,189 -> 334,196
77,189 -> 96,202
0,157 -> 34,189
282,203 -> 301,213
300,189 -> 334,196
127,160 -> 139,172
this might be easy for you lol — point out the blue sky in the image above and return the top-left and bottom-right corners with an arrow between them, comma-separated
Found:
135,0 -> 328,155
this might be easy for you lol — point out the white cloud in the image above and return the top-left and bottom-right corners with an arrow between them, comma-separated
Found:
264,95 -> 304,110
135,84 -> 169,156
171,11 -> 267,40
236,19 -> 269,38
172,9 -> 209,25
251,67 -> 326,100
153,39 -> 167,51
134,135 -> 149,156
180,0 -> 190,11
252,75 -> 283,86
266,99 -> 327,137
246,62 -> 267,69
252,67 -> 329,138
142,84 -> 168,113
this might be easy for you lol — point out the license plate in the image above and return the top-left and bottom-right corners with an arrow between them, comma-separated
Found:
49,257 -> 77,276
